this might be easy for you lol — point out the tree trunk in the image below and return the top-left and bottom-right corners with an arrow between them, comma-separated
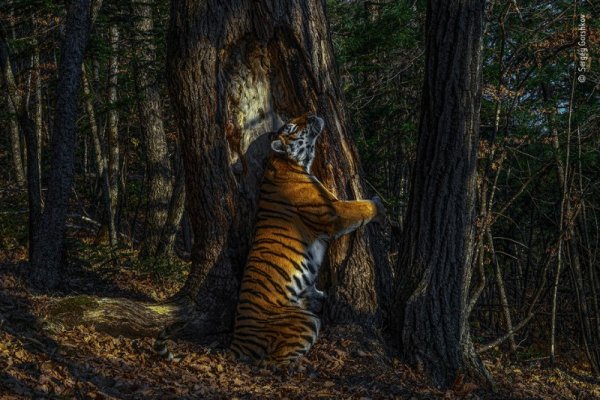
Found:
393,0 -> 491,388
106,25 -> 120,246
0,33 -> 42,256
82,67 -> 116,247
2,1 -> 26,189
157,141 -> 186,257
32,38 -> 43,192
167,0 -> 390,336
29,0 -> 93,289
81,68 -> 104,178
487,228 -> 517,352
132,0 -> 174,258
4,93 -> 26,187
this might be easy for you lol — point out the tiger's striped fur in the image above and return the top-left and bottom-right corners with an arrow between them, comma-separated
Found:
230,114 -> 384,366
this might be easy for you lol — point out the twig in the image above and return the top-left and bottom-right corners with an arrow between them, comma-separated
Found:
477,312 -> 534,353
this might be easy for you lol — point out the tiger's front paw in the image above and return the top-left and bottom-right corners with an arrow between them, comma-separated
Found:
372,196 -> 386,224
312,288 -> 327,300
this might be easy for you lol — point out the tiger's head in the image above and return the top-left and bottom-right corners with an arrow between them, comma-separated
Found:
271,114 -> 325,172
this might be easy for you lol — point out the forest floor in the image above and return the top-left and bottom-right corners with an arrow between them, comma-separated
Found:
0,186 -> 599,399
1,257 -> 599,400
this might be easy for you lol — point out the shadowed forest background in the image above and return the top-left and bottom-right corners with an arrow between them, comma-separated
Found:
1,0 -> 599,398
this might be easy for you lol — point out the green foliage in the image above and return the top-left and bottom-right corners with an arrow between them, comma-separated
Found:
328,0 -> 425,216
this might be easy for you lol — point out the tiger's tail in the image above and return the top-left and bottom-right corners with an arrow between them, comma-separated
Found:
154,320 -> 189,361
153,328 -> 174,361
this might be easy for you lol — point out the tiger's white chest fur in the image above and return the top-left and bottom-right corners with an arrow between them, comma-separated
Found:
308,238 -> 326,267
288,238 -> 327,301
306,238 -> 327,297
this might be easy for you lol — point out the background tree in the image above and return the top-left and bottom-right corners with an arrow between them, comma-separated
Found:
132,0 -> 175,258
0,28 -> 42,257
393,0 -> 490,388
29,0 -> 94,288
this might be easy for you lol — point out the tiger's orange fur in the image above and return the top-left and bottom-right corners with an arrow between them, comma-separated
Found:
230,114 -> 384,366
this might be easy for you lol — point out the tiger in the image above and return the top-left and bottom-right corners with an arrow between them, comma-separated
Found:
229,113 -> 385,366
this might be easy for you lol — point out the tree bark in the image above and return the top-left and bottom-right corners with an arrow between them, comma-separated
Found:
393,0 -> 491,388
106,25 -> 120,246
167,0 -> 390,336
82,67 -> 116,247
45,295 -> 177,338
157,140 -> 186,257
0,33 -> 42,256
32,37 -> 43,193
29,0 -> 93,289
4,93 -> 26,187
487,228 -> 517,352
132,0 -> 174,258
1,1 -> 26,188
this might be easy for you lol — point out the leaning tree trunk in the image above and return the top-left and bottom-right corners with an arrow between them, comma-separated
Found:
132,0 -> 174,258
29,0 -> 93,289
167,0 -> 391,336
393,0 -> 491,389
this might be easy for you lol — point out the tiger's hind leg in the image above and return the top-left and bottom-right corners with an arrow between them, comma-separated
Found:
230,316 -> 271,363
265,309 -> 321,366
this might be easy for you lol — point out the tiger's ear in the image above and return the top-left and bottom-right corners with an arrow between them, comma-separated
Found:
271,139 -> 286,154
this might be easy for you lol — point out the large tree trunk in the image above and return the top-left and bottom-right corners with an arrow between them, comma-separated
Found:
29,0 -> 93,289
132,0 -> 174,258
393,0 -> 491,389
167,0 -> 390,336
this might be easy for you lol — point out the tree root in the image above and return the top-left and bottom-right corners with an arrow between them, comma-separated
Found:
44,295 -> 179,338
